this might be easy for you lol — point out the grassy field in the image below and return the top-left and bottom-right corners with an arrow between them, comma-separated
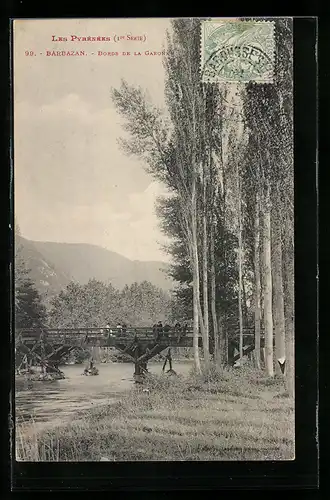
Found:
16,364 -> 294,461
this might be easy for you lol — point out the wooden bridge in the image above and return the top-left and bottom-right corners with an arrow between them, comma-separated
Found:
15,326 -> 267,382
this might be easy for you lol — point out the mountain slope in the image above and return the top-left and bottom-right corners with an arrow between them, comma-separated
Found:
15,236 -> 71,302
16,237 -> 174,299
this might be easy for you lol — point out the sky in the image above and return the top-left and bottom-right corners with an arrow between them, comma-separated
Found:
14,18 -> 172,262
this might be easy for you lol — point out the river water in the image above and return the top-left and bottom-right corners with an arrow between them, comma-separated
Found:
15,361 -> 193,434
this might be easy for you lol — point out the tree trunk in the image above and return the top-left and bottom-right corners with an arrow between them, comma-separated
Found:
198,298 -> 206,341
242,275 -> 249,323
237,174 -> 244,362
262,183 -> 274,377
202,186 -> 210,366
221,147 -> 228,366
254,192 -> 261,370
219,315 -> 226,364
210,222 -> 220,364
191,178 -> 202,374
272,207 -> 286,377
283,214 -> 294,396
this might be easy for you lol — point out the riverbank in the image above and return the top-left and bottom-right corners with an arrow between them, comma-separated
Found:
15,361 -> 193,427
16,365 -> 294,461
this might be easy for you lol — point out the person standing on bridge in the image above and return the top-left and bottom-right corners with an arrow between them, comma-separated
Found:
174,321 -> 182,342
156,321 -> 163,340
181,323 -> 188,337
164,323 -> 171,334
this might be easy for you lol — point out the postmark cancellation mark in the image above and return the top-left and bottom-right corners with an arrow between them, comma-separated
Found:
201,20 -> 275,84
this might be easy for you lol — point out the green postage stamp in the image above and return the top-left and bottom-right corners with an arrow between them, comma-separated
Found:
201,19 -> 275,83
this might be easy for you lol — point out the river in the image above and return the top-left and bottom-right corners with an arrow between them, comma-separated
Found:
15,361 -> 193,434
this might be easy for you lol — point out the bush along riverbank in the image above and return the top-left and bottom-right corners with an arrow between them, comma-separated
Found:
16,364 -> 294,462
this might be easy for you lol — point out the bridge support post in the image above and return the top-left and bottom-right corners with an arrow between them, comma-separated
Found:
133,341 -> 148,384
162,348 -> 176,375
134,362 -> 148,383
134,361 -> 142,383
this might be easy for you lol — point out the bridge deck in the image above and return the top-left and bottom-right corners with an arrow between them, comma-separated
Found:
16,329 -> 203,348
16,326 -> 262,337
16,326 -> 264,350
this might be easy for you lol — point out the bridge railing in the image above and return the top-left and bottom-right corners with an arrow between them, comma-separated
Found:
15,327 -> 203,346
15,326 -> 271,343
16,327 -> 198,336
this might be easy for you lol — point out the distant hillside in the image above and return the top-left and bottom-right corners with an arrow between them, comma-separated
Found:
15,236 -> 71,304
15,236 -> 174,303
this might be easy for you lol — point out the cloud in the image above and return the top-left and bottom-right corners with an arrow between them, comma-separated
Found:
120,182 -> 171,260
128,181 -> 169,217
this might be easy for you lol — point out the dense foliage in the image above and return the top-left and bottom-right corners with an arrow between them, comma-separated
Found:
48,279 -> 172,328
111,18 -> 294,390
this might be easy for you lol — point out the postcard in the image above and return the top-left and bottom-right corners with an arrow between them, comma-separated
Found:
13,17 -> 294,463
